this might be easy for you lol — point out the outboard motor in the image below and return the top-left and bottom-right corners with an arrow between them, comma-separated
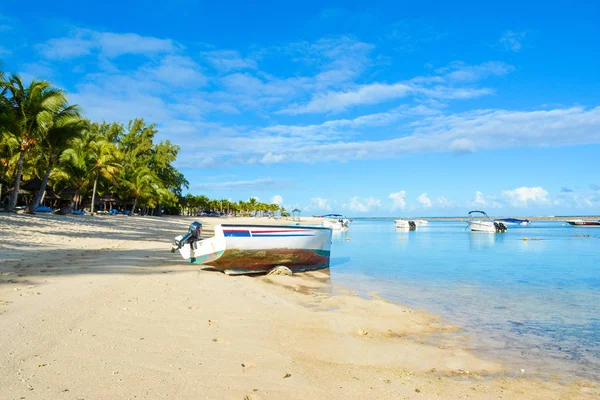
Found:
408,221 -> 417,230
171,222 -> 202,252
493,222 -> 507,233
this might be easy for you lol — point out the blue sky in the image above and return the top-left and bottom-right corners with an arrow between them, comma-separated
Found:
1,0 -> 600,216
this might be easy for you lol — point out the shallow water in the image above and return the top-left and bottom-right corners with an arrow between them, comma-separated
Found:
329,219 -> 600,380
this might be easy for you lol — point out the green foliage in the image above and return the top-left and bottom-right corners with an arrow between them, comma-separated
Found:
178,194 -> 283,218
0,72 -> 188,214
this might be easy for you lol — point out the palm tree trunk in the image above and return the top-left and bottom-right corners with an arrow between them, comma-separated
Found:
131,197 -> 138,216
28,162 -> 53,213
90,174 -> 99,214
7,149 -> 26,212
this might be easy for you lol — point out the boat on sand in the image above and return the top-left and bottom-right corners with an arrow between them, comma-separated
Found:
468,211 -> 507,233
171,222 -> 332,275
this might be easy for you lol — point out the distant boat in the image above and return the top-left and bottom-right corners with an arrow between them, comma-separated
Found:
496,218 -> 531,226
321,214 -> 349,230
414,219 -> 429,226
395,219 -> 417,230
171,223 -> 332,274
566,220 -> 600,227
468,211 -> 507,233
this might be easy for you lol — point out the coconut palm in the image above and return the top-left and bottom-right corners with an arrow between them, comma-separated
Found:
58,129 -> 96,209
27,106 -> 84,213
88,133 -> 122,214
122,167 -> 159,215
1,75 -> 72,211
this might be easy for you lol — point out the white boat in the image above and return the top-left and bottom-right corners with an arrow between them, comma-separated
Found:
321,214 -> 349,230
414,219 -> 429,226
566,219 -> 600,227
496,218 -> 531,226
394,219 -> 417,230
171,222 -> 332,274
468,211 -> 507,233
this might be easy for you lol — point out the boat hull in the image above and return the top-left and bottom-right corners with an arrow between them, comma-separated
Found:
395,219 -> 417,230
175,224 -> 332,274
469,221 -> 497,233
566,220 -> 600,227
322,219 -> 348,230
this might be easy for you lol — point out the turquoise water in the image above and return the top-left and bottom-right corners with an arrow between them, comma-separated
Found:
329,219 -> 600,380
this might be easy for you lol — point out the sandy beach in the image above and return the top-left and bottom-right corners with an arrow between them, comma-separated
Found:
0,214 -> 598,399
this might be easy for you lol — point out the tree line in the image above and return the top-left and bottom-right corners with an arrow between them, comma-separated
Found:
0,66 -> 287,217
0,68 -> 187,214
180,195 -> 289,217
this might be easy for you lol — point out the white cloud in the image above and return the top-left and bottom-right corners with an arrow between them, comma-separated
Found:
499,31 -> 526,52
438,61 -> 514,82
270,195 -> 283,205
449,138 -> 476,153
98,32 -> 176,57
279,61 -> 512,114
437,196 -> 452,208
306,197 -> 332,212
417,193 -> 432,208
146,55 -> 206,87
388,190 -> 407,210
38,29 -> 177,60
473,191 -> 488,206
502,186 -> 549,206
347,196 -> 381,213
281,82 -> 413,114
191,178 -> 286,191
203,50 -> 257,72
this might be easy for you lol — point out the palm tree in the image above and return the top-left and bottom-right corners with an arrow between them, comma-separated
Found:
28,106 -> 84,213
88,130 -> 122,214
122,167 -> 158,215
248,197 -> 258,216
1,75 -> 72,211
58,130 -> 95,209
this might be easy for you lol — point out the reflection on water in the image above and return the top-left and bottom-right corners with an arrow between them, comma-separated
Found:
331,219 -> 600,380
468,231 -> 501,249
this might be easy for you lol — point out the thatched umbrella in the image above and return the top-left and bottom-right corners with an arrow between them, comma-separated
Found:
59,186 -> 80,209
59,186 -> 77,198
21,177 -> 53,192
292,208 -> 301,221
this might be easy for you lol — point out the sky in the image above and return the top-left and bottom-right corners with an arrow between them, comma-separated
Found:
1,0 -> 599,216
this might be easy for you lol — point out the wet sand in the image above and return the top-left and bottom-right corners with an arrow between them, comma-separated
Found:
0,214 -> 598,399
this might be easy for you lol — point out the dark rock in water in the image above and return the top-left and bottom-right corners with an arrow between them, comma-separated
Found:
54,206 -> 73,215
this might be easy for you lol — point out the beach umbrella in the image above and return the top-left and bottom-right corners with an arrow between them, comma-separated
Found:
59,186 -> 77,200
292,208 -> 301,221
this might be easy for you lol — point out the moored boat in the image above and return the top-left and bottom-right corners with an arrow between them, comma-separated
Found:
468,211 -> 507,233
321,214 -> 350,230
497,218 -> 531,225
394,219 -> 417,230
566,219 -> 600,227
171,223 -> 332,274
414,219 -> 429,226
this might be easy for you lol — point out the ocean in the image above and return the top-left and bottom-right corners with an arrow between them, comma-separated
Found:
328,219 -> 600,380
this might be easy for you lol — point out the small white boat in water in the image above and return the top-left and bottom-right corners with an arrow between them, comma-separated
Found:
468,211 -> 507,233
171,222 -> 332,274
566,219 -> 600,227
497,218 -> 531,226
414,219 -> 429,226
395,219 -> 417,230
321,214 -> 349,230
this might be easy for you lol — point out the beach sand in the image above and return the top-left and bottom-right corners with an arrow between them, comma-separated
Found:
0,214 -> 598,399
